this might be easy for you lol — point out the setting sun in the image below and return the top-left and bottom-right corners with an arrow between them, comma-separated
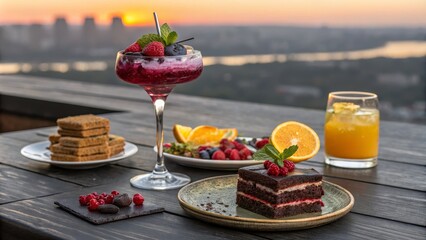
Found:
122,12 -> 150,26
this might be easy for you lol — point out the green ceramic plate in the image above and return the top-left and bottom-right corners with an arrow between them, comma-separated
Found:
178,175 -> 354,231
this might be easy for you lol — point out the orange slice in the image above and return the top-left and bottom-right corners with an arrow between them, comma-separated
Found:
186,125 -> 221,146
173,124 -> 193,143
219,128 -> 238,141
270,121 -> 320,163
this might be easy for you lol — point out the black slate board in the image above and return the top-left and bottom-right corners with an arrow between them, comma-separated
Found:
54,198 -> 164,225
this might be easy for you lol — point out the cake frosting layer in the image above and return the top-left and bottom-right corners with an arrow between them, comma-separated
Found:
237,178 -> 323,204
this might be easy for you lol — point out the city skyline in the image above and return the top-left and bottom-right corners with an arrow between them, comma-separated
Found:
0,0 -> 425,27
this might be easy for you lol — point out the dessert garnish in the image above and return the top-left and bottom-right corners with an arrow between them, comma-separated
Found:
79,190 -> 145,214
253,144 -> 298,176
124,23 -> 194,56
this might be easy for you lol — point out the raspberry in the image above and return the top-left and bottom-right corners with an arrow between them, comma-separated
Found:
79,195 -> 87,206
239,148 -> 252,159
229,149 -> 241,160
212,150 -> 226,160
142,41 -> 164,56
284,160 -> 295,172
233,141 -> 245,150
133,193 -> 145,206
255,139 -> 269,149
280,167 -> 289,176
124,42 -> 142,53
263,160 -> 272,169
163,143 -> 172,148
267,164 -> 280,176
220,139 -> 235,151
224,148 -> 232,158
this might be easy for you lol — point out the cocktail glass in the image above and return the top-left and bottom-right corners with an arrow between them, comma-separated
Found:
324,91 -> 380,168
115,47 -> 203,189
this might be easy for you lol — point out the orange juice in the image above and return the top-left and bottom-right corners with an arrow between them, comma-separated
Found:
325,108 -> 379,159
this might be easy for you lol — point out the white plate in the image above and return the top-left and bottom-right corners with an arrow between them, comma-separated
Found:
21,141 -> 138,169
157,137 -> 261,171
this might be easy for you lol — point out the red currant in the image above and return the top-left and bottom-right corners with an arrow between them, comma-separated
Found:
133,193 -> 144,206
85,194 -> 95,202
106,194 -> 114,204
79,195 -> 87,206
88,199 -> 99,211
98,199 -> 105,205
111,190 -> 119,196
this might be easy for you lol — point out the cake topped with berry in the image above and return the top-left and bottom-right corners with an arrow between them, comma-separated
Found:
236,121 -> 323,219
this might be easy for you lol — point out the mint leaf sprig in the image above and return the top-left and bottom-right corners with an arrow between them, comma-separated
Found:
137,23 -> 195,50
137,23 -> 178,48
253,144 -> 298,167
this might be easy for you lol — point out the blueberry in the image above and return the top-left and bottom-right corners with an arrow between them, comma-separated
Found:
199,150 -> 210,159
165,43 -> 187,56
207,147 -> 219,157
235,139 -> 243,144
158,57 -> 165,64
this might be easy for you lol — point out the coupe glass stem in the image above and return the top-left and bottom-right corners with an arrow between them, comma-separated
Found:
152,97 -> 168,175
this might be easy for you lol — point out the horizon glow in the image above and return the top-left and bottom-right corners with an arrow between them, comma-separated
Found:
0,0 -> 425,27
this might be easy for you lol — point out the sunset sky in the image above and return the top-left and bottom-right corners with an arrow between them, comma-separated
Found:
0,0 -> 425,27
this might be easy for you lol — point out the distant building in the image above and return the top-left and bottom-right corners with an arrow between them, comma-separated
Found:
82,16 -> 98,48
110,16 -> 125,46
53,17 -> 69,49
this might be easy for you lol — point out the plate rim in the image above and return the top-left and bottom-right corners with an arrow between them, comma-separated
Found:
178,174 -> 354,224
20,140 -> 138,166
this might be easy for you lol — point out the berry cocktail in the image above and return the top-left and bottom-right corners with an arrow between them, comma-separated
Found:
115,20 -> 203,190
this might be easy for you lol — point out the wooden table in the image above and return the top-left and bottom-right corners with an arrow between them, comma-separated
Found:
1,75 -> 425,240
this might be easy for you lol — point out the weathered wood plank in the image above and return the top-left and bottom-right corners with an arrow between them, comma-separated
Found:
0,164 -> 80,204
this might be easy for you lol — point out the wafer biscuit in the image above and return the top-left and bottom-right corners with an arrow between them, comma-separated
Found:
51,153 -> 109,162
59,134 -> 109,148
108,134 -> 125,146
49,134 -> 61,144
58,127 -> 109,137
51,143 -> 109,156
57,114 -> 109,131
109,144 -> 125,156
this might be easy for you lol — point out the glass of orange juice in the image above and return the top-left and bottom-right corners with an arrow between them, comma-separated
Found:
324,91 -> 379,168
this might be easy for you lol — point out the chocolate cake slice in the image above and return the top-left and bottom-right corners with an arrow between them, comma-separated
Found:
237,164 -> 324,219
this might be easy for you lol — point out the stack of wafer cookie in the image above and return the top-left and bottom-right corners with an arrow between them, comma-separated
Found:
48,114 -> 125,162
